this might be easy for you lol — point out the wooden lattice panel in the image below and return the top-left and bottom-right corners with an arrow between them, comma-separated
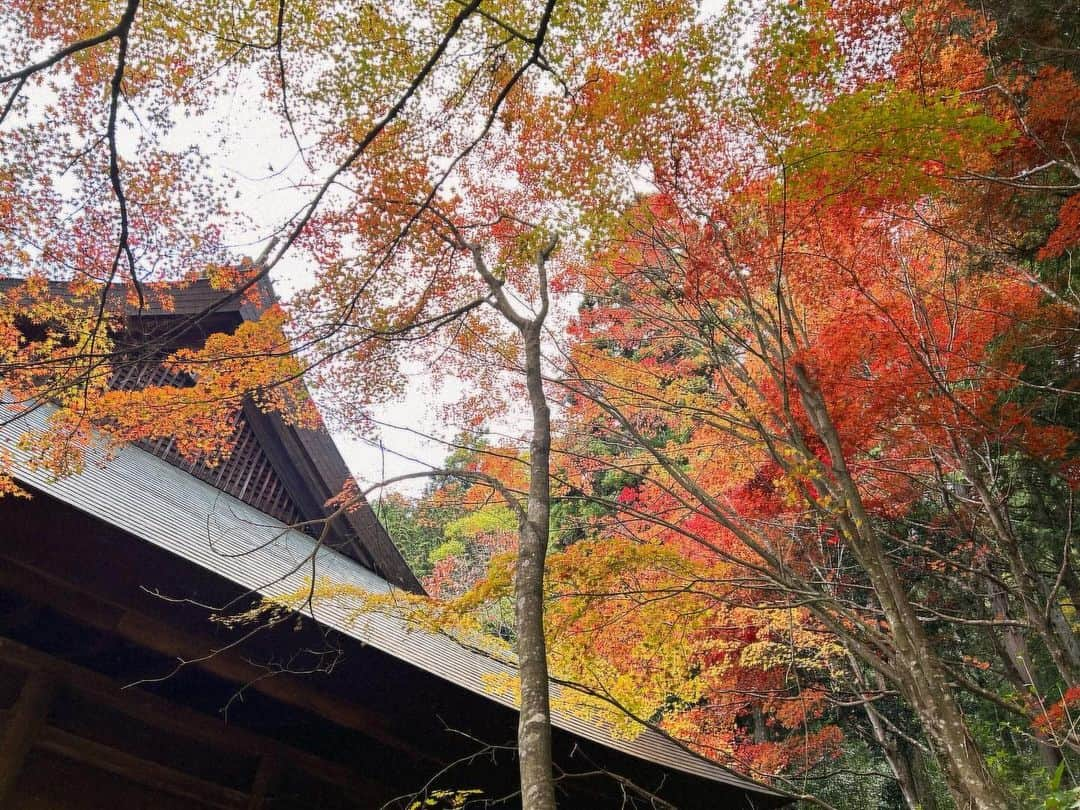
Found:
108,361 -> 303,527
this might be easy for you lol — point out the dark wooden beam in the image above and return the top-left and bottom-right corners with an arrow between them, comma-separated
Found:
246,753 -> 280,810
0,636 -> 386,805
37,725 -> 247,810
242,403 -> 423,593
242,402 -> 334,536
115,610 -> 425,760
0,601 -> 40,635
0,556 -> 431,765
0,671 -> 55,806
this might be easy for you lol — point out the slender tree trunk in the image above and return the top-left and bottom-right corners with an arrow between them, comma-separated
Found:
752,704 -> 767,744
887,744 -> 924,810
862,701 -> 925,810
984,568 -> 1064,771
470,237 -> 558,809
514,325 -> 557,809
1061,566 -> 1080,618
906,743 -> 940,810
962,454 -> 1080,686
878,737 -> 940,810
856,662 -> 939,810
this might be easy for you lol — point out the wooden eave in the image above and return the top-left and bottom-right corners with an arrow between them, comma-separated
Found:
0,400 -> 789,808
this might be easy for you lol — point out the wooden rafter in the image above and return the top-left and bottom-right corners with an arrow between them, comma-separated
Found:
0,636 -> 386,808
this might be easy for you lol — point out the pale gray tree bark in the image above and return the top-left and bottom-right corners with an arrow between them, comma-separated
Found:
468,236 -> 559,810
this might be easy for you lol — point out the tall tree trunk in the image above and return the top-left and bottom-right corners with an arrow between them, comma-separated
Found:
962,454 -> 1080,686
866,553 -> 1009,810
794,366 -> 1013,810
515,324 -> 557,810
984,568 -> 1064,771
472,238 -> 559,810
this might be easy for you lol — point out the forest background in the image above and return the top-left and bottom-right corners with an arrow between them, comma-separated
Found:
1,0 -> 1079,807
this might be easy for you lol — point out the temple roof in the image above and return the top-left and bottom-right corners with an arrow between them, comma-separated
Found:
0,399 -> 787,805
0,273 -> 789,805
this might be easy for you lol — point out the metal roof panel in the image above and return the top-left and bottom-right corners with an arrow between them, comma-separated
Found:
0,403 -> 784,802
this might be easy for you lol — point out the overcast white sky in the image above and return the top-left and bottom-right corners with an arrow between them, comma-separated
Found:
176,80 -> 485,496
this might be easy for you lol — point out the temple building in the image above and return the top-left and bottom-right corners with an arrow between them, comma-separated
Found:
0,278 -> 788,809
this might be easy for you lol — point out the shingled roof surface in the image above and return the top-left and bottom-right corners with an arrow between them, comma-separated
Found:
0,275 -> 251,315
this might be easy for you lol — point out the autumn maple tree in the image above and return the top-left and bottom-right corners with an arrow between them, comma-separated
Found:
511,1 -> 1080,808
2,0 -> 1080,807
394,1 -> 1080,808
0,0 -> 731,807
